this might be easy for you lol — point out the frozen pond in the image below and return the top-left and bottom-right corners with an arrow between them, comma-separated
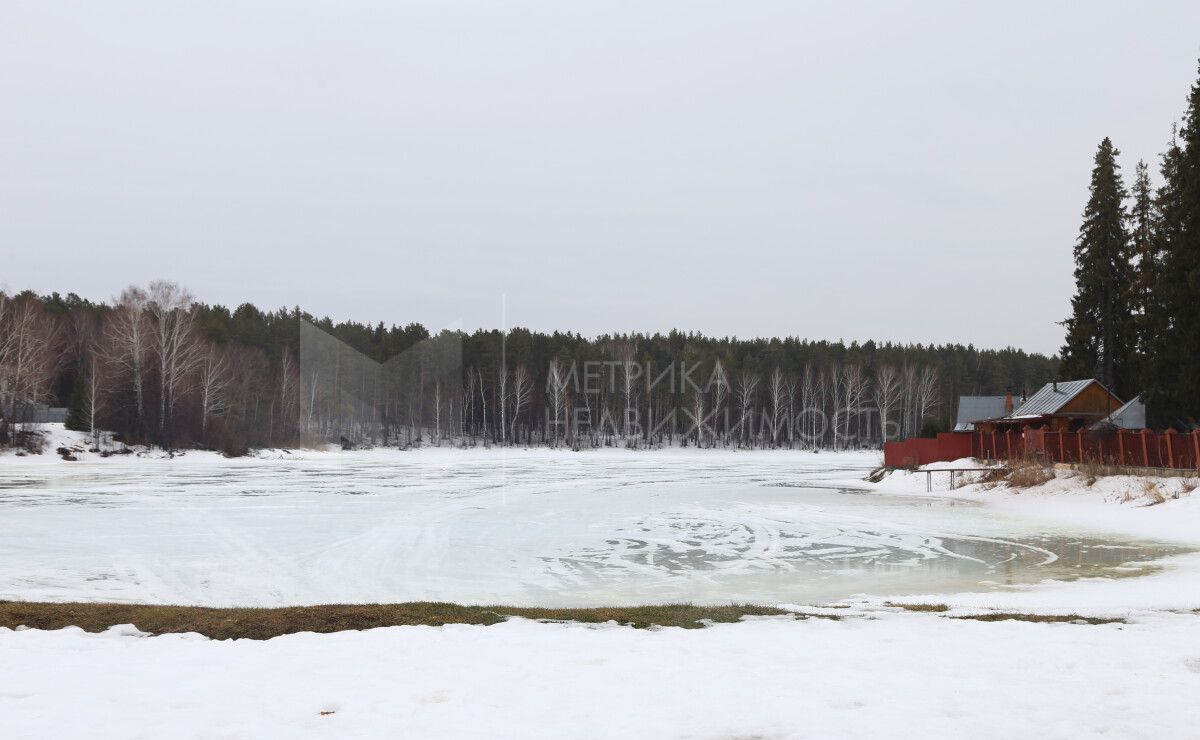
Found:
0,450 -> 1187,607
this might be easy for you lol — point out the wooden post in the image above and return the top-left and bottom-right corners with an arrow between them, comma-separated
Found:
1193,430 -> 1200,471
1117,431 -> 1125,466
1076,431 -> 1084,463
1165,430 -> 1175,469
1005,430 -> 1012,459
1141,429 -> 1150,468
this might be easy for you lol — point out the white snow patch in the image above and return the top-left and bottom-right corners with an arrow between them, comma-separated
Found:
3,615 -> 1200,739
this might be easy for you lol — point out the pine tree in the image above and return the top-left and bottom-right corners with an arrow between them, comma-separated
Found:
1060,137 -> 1136,397
1149,62 -> 1200,424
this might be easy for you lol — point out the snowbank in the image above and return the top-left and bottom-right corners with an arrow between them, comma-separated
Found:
0,423 -> 342,463
3,615 -> 1199,740
851,460 -> 1200,546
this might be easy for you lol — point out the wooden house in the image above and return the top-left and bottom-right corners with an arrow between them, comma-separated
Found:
974,379 -> 1125,433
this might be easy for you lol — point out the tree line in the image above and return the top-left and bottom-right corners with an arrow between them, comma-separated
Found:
1061,61 -> 1200,426
0,283 -> 1055,453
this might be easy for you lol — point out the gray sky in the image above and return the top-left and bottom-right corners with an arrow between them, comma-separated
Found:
3,2 -> 1198,355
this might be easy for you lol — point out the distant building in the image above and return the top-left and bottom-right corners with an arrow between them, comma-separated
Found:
975,379 -> 1126,433
12,404 -> 68,424
953,395 -> 1016,432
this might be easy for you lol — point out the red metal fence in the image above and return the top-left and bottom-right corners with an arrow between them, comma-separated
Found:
884,429 -> 1200,470
883,433 -> 973,467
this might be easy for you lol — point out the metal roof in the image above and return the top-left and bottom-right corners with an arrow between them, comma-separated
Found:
955,396 -> 1011,429
1009,379 -> 1110,418
1090,395 -> 1146,431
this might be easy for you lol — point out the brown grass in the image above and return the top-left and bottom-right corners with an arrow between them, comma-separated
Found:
865,467 -> 889,483
0,601 -> 793,640
1005,459 -> 1056,488
951,613 -> 1124,625
885,602 -> 949,612
1141,480 -> 1167,505
885,603 -> 1122,624
1078,460 -> 1119,479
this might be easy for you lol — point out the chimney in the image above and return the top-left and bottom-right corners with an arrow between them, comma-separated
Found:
1052,380 -> 1058,393
1004,393 -> 1013,414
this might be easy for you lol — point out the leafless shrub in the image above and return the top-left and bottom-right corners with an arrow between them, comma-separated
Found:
1006,459 -> 1055,488
1141,480 -> 1166,506
978,466 -> 1011,486
1077,460 -> 1127,479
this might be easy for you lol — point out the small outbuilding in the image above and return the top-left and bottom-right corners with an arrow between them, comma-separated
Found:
1089,395 -> 1147,431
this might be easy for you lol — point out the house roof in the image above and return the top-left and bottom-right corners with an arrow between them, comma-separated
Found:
1089,395 -> 1146,431
955,396 -> 1011,431
1009,379 -> 1112,418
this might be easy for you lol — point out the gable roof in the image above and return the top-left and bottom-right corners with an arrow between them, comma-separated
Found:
955,396 -> 1011,430
1009,379 -> 1111,418
1090,395 -> 1146,431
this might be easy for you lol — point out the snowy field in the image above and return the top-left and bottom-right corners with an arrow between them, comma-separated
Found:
0,442 -> 1187,607
5,431 -> 1200,739
4,614 -> 1200,740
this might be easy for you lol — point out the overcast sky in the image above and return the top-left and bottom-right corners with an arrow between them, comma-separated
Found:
2,2 -> 1198,355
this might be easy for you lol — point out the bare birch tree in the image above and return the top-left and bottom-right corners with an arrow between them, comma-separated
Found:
914,365 -> 941,436
901,363 -> 919,438
767,367 -> 786,446
736,371 -> 759,446
105,287 -> 150,430
828,363 -> 844,450
0,298 -> 62,436
839,364 -> 869,448
873,364 -> 902,445
498,343 -> 507,445
147,281 -> 202,440
546,358 -> 568,447
511,364 -> 532,443
197,343 -> 233,435
784,373 -> 797,448
710,359 -> 729,447
690,385 -> 706,447
620,354 -> 639,440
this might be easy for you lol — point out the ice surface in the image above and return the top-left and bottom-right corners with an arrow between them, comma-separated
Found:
0,448 -> 1186,606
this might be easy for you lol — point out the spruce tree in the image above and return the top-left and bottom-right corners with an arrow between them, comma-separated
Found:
1141,132 -> 1183,421
1128,159 -> 1156,388
63,373 -> 88,432
1150,63 -> 1200,424
1130,161 -> 1156,315
1060,137 -> 1136,397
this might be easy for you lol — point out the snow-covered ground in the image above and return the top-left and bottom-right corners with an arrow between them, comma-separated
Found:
5,427 -> 1200,739
3,614 -> 1200,740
